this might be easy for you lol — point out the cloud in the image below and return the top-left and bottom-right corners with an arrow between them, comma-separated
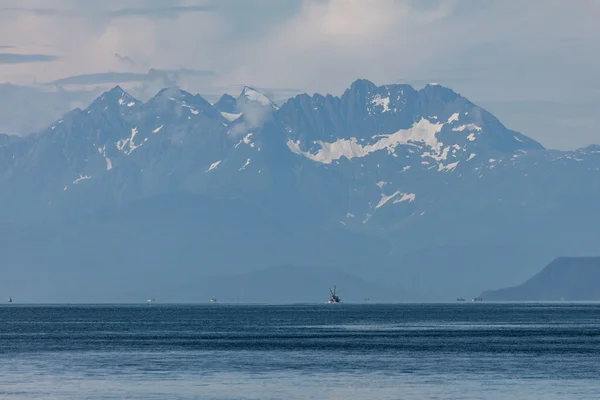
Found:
227,84 -> 303,102
0,0 -> 600,148
1,7 -> 61,17
0,53 -> 58,64
50,68 -> 216,86
114,53 -> 136,66
229,99 -> 274,138
229,106 -> 271,138
220,0 -> 459,95
51,72 -> 149,85
229,85 -> 303,94
107,5 -> 217,19
1,3 -> 217,19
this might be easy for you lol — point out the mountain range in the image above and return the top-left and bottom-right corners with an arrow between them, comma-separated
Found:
0,79 -> 598,302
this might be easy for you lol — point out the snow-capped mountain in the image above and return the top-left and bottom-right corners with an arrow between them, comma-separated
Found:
1,79 -> 599,301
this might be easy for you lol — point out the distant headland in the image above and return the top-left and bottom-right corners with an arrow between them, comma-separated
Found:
481,257 -> 600,301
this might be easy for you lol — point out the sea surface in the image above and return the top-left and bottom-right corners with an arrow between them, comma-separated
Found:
1,303 -> 599,399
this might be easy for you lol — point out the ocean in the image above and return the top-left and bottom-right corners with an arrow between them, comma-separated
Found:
1,303 -> 599,399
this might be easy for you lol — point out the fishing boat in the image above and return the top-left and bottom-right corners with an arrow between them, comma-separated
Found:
210,297 -> 217,303
146,298 -> 155,303
328,286 -> 340,303
8,296 -> 12,303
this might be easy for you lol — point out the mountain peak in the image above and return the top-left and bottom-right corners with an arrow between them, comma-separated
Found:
148,87 -> 212,109
420,83 -> 461,102
213,93 -> 238,114
349,78 -> 377,93
106,85 -> 137,102
108,85 -> 125,94
217,93 -> 236,102
152,86 -> 196,102
239,86 -> 278,109
86,85 -> 139,112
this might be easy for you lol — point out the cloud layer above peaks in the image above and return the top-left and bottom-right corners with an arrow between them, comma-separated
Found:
1,0 -> 600,149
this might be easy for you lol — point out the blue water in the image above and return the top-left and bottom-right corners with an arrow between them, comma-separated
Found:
1,303 -> 599,399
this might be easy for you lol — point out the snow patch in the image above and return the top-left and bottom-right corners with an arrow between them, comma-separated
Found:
221,111 -> 243,122
376,191 -> 401,209
287,118 -> 444,164
467,153 -> 476,161
447,113 -> 460,123
97,146 -> 113,170
371,95 -> 391,112
239,158 -> 251,171
514,136 -> 523,142
127,101 -> 135,107
438,161 -> 459,172
467,133 -> 476,141
116,127 -> 142,155
376,181 -> 387,188
422,146 -> 450,162
242,87 -> 277,108
243,133 -> 255,148
489,158 -> 497,163
206,160 -> 221,172
393,193 -> 416,204
401,165 -> 411,173
152,124 -> 164,134
73,174 -> 91,184
452,124 -> 482,132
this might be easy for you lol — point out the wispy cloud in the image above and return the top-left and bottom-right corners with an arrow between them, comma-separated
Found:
51,72 -> 149,85
114,53 -> 137,66
50,68 -> 216,86
1,7 -> 60,16
1,4 -> 217,19
107,5 -> 217,19
0,53 -> 58,64
229,85 -> 303,94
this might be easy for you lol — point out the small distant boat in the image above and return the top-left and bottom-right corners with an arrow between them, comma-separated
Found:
471,297 -> 483,302
328,286 -> 340,303
456,297 -> 466,302
210,297 -> 217,303
8,296 -> 12,303
146,298 -> 155,303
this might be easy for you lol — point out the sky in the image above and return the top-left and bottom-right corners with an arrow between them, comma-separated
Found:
0,0 -> 599,149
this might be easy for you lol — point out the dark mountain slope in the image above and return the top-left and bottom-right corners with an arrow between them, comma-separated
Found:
481,257 -> 600,301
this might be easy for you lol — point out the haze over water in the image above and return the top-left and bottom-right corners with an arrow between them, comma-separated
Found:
1,303 -> 599,399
